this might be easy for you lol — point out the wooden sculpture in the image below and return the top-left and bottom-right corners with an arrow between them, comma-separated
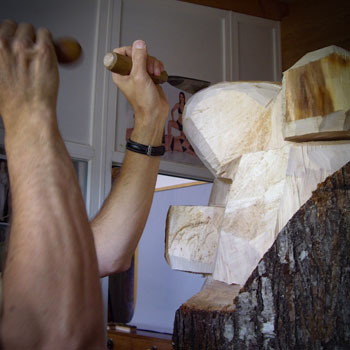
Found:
165,46 -> 350,348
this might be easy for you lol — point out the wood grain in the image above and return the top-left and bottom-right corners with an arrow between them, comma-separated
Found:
108,329 -> 172,350
282,47 -> 350,141
281,0 -> 350,71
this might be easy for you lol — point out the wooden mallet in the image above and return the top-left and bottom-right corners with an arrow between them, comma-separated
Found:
53,37 -> 82,64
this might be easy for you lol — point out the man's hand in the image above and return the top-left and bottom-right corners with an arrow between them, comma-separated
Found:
111,40 -> 169,145
0,20 -> 58,131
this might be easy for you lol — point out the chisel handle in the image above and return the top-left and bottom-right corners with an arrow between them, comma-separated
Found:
103,52 -> 168,84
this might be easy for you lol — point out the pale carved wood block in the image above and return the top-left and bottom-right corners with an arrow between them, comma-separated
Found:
165,206 -> 225,274
183,82 -> 282,179
213,142 -> 350,285
283,45 -> 350,141
276,141 -> 350,234
213,146 -> 290,285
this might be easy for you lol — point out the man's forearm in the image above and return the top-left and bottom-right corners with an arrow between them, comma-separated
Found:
91,40 -> 168,276
1,116 -> 104,349
92,121 -> 162,276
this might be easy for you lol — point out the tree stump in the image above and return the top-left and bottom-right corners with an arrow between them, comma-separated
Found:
173,162 -> 350,349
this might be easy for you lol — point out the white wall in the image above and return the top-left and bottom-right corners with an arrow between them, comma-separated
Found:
130,182 -> 212,333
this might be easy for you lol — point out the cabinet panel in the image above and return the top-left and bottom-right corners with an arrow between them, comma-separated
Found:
238,22 -> 275,80
0,0 -> 98,145
119,0 -> 229,83
233,13 -> 281,81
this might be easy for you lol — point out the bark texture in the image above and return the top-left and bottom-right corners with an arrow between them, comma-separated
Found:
173,162 -> 350,349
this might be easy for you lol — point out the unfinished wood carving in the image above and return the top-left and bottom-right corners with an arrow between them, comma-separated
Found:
165,44 -> 350,350
165,71 -> 350,285
165,206 -> 225,273
165,83 -> 289,280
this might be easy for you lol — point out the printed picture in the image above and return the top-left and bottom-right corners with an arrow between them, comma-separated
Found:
122,83 -> 203,168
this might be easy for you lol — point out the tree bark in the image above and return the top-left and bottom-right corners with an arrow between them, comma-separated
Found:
173,162 -> 350,349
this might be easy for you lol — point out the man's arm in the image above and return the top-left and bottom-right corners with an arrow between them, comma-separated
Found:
92,40 -> 169,276
0,21 -> 104,349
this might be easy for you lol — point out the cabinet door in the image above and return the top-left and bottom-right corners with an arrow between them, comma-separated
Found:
232,12 -> 282,82
0,0 -> 99,145
113,0 -> 230,179
119,0 -> 229,83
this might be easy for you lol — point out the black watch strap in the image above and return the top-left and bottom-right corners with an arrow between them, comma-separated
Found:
126,138 -> 165,156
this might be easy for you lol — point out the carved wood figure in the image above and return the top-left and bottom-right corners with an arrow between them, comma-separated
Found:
165,46 -> 350,348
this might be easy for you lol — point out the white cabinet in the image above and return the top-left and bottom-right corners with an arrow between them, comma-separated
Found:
0,0 -> 99,146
